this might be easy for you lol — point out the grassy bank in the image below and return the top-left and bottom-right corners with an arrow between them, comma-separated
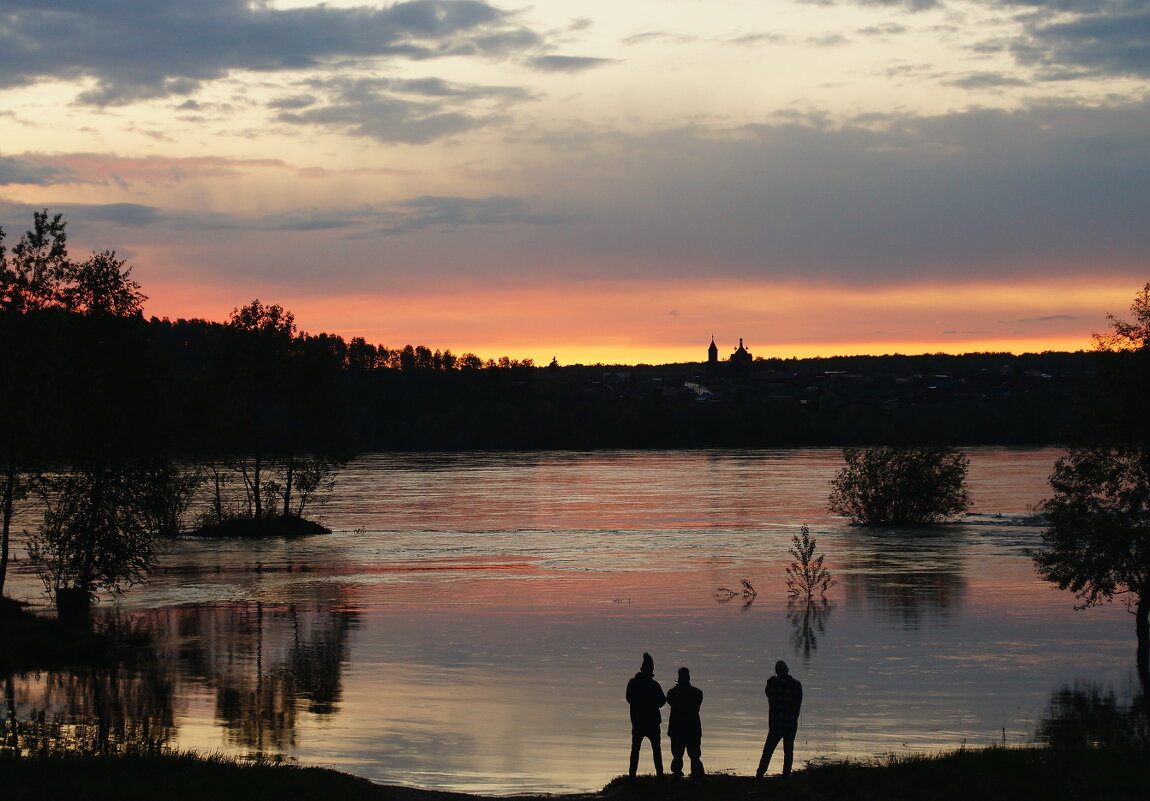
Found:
0,747 -> 1145,801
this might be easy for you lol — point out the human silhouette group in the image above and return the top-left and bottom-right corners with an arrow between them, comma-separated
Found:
625,652 -> 802,779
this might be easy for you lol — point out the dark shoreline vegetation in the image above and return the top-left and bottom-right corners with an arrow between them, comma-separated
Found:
1,746 -> 1146,801
0,598 -> 130,673
1,302 -> 1107,456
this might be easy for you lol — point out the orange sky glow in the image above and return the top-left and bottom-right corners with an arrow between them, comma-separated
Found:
140,274 -> 1132,366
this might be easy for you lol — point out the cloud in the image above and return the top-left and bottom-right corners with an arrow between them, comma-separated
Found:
990,0 -> 1146,13
1017,314 -> 1082,322
66,202 -> 165,227
374,195 -> 575,235
624,31 -> 682,46
0,154 -> 75,185
796,0 -> 940,10
70,97 -> 1144,285
13,154 -> 292,187
0,194 -> 570,238
144,196 -> 571,234
0,1 -> 546,107
526,55 -> 616,73
278,99 -> 493,144
497,97 -> 1150,285
944,71 -> 1032,89
858,24 -> 910,37
164,208 -> 380,232
0,200 -> 165,229
273,75 -> 531,142
268,94 -> 318,111
807,34 -> 851,47
9,86 -> 1150,303
1013,9 -> 1150,79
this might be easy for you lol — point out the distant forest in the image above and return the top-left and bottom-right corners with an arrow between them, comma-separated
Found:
2,304 -> 1106,457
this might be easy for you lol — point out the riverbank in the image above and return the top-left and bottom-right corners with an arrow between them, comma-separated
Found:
0,747 -> 1144,801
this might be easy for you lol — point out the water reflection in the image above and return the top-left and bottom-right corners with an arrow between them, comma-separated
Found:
787,599 -> 833,664
3,448 -> 1138,794
2,602 -> 358,757
842,529 -> 967,628
149,602 -> 359,750
2,621 -> 175,756
1036,682 -> 1149,749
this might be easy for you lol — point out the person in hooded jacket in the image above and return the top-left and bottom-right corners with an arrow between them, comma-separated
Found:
625,651 -> 666,778
756,659 -> 803,778
666,666 -> 705,778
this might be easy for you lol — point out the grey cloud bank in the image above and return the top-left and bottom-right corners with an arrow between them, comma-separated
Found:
0,155 -> 74,186
1,0 -> 1147,306
0,0 -> 544,106
15,95 -> 1146,292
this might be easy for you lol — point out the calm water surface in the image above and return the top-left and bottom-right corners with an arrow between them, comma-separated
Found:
4,448 -> 1138,794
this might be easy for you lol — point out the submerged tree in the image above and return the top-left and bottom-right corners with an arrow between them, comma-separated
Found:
0,463 -> 32,599
786,525 -> 836,600
828,446 -> 970,526
714,578 -> 757,608
134,461 -> 205,537
27,464 -> 159,623
784,527 -> 835,665
1034,448 -> 1150,681
1034,283 -> 1150,691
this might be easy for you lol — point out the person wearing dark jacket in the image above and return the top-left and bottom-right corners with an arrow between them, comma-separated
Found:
666,666 -> 705,778
625,651 -> 666,777
755,660 -> 803,778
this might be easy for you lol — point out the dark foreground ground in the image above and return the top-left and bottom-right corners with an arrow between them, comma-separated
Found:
0,747 -> 1144,801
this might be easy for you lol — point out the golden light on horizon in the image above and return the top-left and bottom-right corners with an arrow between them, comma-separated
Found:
137,273 -> 1136,366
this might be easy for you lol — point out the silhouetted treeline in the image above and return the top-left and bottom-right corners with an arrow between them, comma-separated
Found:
1,308 -> 1107,458
338,350 -> 1098,449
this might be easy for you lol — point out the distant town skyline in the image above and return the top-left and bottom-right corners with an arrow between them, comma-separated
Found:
2,1 -> 1147,364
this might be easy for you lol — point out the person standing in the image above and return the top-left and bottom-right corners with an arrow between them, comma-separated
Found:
666,666 -> 705,778
625,652 -> 666,778
756,660 -> 803,778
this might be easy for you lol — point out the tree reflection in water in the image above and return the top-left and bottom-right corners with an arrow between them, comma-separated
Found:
1036,682 -> 1149,750
146,602 -> 359,751
842,529 -> 967,628
787,599 -> 833,664
2,603 -> 358,756
2,615 -> 176,756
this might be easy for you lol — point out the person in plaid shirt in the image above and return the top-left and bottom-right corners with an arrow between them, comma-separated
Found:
755,660 -> 803,778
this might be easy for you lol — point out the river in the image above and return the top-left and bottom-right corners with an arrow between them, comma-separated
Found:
2,448 -> 1138,794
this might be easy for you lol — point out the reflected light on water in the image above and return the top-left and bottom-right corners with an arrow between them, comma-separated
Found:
2,448 -> 1138,793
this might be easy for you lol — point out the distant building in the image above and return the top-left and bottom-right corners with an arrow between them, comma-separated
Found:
730,338 -> 753,374
705,337 -> 753,377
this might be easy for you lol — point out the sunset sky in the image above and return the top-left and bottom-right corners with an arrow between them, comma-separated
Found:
2,0 -> 1147,364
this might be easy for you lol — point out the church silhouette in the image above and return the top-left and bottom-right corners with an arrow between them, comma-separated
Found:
707,336 -> 753,375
